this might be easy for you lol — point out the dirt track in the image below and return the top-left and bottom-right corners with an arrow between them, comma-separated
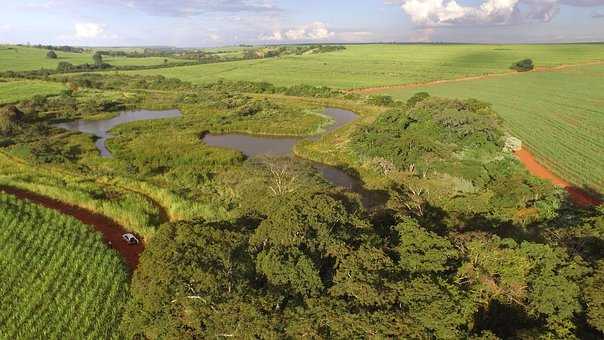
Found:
0,186 -> 144,270
514,149 -> 601,207
351,61 -> 604,94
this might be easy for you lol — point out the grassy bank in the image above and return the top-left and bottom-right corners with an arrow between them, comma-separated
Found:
0,79 -> 66,104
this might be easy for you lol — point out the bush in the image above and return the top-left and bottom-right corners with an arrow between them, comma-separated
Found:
46,50 -> 58,59
284,84 -> 341,98
406,92 -> 430,108
511,59 -> 534,72
57,61 -> 73,72
0,105 -> 24,135
366,94 -> 395,106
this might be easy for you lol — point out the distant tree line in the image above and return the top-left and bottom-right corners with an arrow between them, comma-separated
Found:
27,44 -> 85,53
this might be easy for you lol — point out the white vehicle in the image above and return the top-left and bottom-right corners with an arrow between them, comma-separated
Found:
121,233 -> 139,245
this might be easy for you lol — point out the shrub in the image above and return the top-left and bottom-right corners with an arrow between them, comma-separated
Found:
366,94 -> 395,106
0,105 -> 24,135
46,50 -> 58,59
406,92 -> 430,108
511,59 -> 534,72
57,61 -> 73,72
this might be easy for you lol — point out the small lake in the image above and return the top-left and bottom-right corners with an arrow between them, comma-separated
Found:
54,109 -> 182,157
203,108 -> 385,208
203,108 -> 357,157
54,107 -> 384,208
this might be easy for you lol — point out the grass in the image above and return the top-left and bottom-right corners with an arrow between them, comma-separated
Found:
0,45 -> 181,72
380,63 -> 604,193
0,80 -> 66,104
0,151 -> 163,237
117,44 -> 604,88
0,192 -> 128,339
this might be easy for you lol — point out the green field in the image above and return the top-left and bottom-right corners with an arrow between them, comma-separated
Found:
0,80 -> 66,104
0,192 -> 128,339
380,63 -> 604,193
118,44 -> 604,88
0,45 -> 181,72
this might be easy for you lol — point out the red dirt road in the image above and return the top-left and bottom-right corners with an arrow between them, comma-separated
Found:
514,149 -> 602,207
0,186 -> 144,270
350,61 -> 604,94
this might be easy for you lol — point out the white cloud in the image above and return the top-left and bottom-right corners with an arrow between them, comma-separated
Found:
259,22 -> 335,41
392,0 -> 604,26
259,31 -> 283,41
75,22 -> 105,38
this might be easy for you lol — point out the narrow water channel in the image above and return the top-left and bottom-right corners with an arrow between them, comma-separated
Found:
54,108 -> 383,207
54,109 -> 182,157
203,108 -> 385,207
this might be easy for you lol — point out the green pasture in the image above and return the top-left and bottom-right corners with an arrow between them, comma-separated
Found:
381,63 -> 604,193
0,80 -> 66,104
0,45 -> 180,72
119,44 -> 604,88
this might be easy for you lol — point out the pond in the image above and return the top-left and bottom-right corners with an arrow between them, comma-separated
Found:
203,108 -> 386,208
54,107 -> 384,208
54,109 -> 182,157
203,108 -> 358,157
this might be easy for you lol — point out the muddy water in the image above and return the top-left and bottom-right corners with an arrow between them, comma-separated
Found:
203,108 -> 358,157
54,109 -> 182,157
54,107 -> 382,207
203,108 -> 384,207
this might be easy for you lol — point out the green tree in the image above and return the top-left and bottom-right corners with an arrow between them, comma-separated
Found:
584,261 -> 604,334
56,61 -> 73,71
92,51 -> 103,66
46,50 -> 57,59
391,217 -> 458,274
511,59 -> 535,72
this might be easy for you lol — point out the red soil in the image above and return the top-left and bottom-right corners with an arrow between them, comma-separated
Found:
0,186 -> 144,270
514,149 -> 602,207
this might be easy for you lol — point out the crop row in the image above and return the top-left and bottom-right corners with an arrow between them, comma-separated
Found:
0,193 -> 128,339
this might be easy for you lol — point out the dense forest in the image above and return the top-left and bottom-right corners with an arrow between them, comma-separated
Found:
1,72 -> 602,339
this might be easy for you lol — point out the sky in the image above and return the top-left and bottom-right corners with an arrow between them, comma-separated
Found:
1,0 -> 603,47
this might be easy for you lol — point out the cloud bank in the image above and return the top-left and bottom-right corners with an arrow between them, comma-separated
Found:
75,22 -> 105,38
392,0 -> 604,26
259,22 -> 335,41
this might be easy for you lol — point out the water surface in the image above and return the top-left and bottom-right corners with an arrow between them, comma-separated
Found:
203,107 -> 385,207
54,109 -> 182,157
203,108 -> 357,157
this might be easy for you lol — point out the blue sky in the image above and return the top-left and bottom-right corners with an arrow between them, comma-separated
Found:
1,0 -> 603,46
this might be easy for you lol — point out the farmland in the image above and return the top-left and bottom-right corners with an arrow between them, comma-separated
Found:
119,44 -> 604,88
0,41 -> 603,339
0,191 -> 128,339
0,79 -> 66,104
0,45 -> 181,72
379,63 -> 604,193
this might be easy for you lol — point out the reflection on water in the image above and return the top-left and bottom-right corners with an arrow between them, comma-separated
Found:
203,107 -> 385,208
203,134 -> 298,157
54,109 -> 182,157
54,107 -> 384,208
203,108 -> 357,157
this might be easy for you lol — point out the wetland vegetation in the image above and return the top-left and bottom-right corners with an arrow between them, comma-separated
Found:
1,43 -> 603,339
